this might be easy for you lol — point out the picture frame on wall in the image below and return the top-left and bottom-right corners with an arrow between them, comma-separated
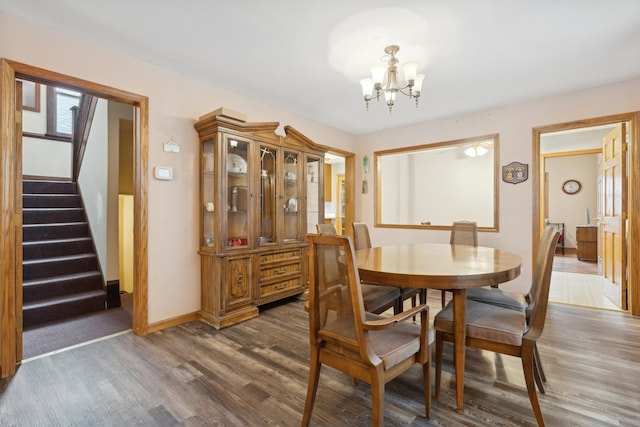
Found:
502,161 -> 528,184
17,79 -> 40,112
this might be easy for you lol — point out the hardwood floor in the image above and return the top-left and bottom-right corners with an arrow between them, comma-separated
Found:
550,253 -> 620,311
2,294 -> 639,426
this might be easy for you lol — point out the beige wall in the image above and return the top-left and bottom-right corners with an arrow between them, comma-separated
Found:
546,154 -> 598,248
3,9 -> 639,315
0,11 -> 356,324
355,77 -> 640,292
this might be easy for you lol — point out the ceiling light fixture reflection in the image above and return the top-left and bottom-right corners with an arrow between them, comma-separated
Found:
360,45 -> 424,114
464,145 -> 489,157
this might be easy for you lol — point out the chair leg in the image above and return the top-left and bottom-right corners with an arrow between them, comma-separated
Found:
533,355 -> 545,394
419,289 -> 427,304
522,343 -> 546,427
370,371 -> 385,427
393,296 -> 402,315
534,344 -> 547,382
533,348 -> 546,394
423,348 -> 432,418
441,290 -> 446,308
301,351 -> 322,427
434,331 -> 443,400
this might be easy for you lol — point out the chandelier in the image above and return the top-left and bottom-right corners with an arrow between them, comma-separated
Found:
360,45 -> 425,113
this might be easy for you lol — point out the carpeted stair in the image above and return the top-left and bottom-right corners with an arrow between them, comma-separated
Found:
23,180 -> 106,328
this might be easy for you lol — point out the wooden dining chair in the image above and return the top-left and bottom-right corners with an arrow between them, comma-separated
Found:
316,223 -> 337,235
316,224 -> 401,315
434,226 -> 560,427
464,225 -> 560,392
352,222 -> 425,312
302,234 -> 433,427
441,220 -> 480,307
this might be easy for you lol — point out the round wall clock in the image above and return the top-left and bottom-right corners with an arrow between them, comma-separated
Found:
562,179 -> 581,195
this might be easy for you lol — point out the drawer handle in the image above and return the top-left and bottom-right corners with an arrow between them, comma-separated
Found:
275,284 -> 287,290
275,268 -> 287,274
236,273 -> 244,284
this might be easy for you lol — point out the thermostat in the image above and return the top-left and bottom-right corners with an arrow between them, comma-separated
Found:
154,166 -> 173,180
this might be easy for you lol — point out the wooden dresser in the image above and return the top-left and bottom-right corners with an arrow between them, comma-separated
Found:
576,225 -> 598,261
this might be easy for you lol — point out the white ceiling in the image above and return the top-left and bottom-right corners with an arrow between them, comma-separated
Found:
2,0 -> 640,135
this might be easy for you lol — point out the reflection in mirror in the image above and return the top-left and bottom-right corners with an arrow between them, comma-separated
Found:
375,134 -> 499,230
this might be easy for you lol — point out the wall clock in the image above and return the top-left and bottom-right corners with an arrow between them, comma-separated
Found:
562,179 -> 581,195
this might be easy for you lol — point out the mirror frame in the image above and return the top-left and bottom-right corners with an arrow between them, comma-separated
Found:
374,133 -> 500,231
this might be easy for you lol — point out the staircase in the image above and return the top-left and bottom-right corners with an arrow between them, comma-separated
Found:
22,180 -> 106,327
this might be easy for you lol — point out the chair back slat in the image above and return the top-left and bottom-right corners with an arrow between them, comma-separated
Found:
316,223 -> 337,235
526,226 -> 560,339
352,222 -> 372,250
308,234 -> 367,355
450,220 -> 478,246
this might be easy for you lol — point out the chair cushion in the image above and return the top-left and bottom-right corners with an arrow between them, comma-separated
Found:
466,287 -> 527,312
361,283 -> 401,313
368,313 -> 435,370
434,300 -> 527,346
322,313 -> 434,371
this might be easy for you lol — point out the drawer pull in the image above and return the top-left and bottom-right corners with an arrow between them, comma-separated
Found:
275,284 -> 287,290
275,268 -> 286,274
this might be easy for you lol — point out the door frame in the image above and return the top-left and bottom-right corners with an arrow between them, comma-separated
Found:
532,112 -> 640,316
0,59 -> 149,377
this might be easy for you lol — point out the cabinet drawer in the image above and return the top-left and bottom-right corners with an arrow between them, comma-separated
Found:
259,277 -> 302,298
260,249 -> 302,263
576,226 -> 597,242
260,261 -> 301,281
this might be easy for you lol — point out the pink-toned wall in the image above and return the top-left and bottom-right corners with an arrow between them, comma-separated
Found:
0,11 -> 356,324
3,10 -> 640,309
355,78 -> 640,292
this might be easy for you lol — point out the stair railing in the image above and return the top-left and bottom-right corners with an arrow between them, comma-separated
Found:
71,94 -> 98,181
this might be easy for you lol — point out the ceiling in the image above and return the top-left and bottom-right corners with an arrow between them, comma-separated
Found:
2,0 -> 640,135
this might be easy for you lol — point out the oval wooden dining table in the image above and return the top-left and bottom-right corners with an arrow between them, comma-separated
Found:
355,243 -> 522,411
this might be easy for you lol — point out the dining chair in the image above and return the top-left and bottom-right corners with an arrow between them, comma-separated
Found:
316,224 -> 401,315
302,234 -> 433,427
434,225 -> 559,427
316,222 -> 337,235
352,221 -> 425,312
464,225 -> 560,392
441,220 -> 480,307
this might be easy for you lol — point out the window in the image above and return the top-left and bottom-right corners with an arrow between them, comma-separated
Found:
47,86 -> 81,137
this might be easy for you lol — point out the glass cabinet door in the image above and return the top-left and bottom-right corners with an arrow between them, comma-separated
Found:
283,150 -> 301,242
202,139 -> 216,250
226,136 -> 250,249
259,144 -> 277,246
305,155 -> 322,234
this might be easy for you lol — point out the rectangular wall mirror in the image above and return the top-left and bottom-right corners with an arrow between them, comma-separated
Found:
375,134 -> 499,231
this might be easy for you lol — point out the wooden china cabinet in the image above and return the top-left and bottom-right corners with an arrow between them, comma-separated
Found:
195,108 -> 326,328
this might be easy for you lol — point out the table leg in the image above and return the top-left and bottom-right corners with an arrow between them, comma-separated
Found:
452,289 -> 466,411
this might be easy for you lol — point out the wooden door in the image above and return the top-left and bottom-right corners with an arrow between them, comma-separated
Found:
0,71 -> 24,377
335,174 -> 345,235
601,124 -> 627,309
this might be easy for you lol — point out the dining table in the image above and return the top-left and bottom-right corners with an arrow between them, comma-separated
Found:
355,243 -> 522,411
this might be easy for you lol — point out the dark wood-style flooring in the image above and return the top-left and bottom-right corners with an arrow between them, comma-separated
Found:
2,292 -> 639,426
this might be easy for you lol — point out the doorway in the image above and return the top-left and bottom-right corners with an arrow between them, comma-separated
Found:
0,59 -> 149,377
20,83 -> 135,358
533,113 -> 638,313
323,150 -> 355,238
